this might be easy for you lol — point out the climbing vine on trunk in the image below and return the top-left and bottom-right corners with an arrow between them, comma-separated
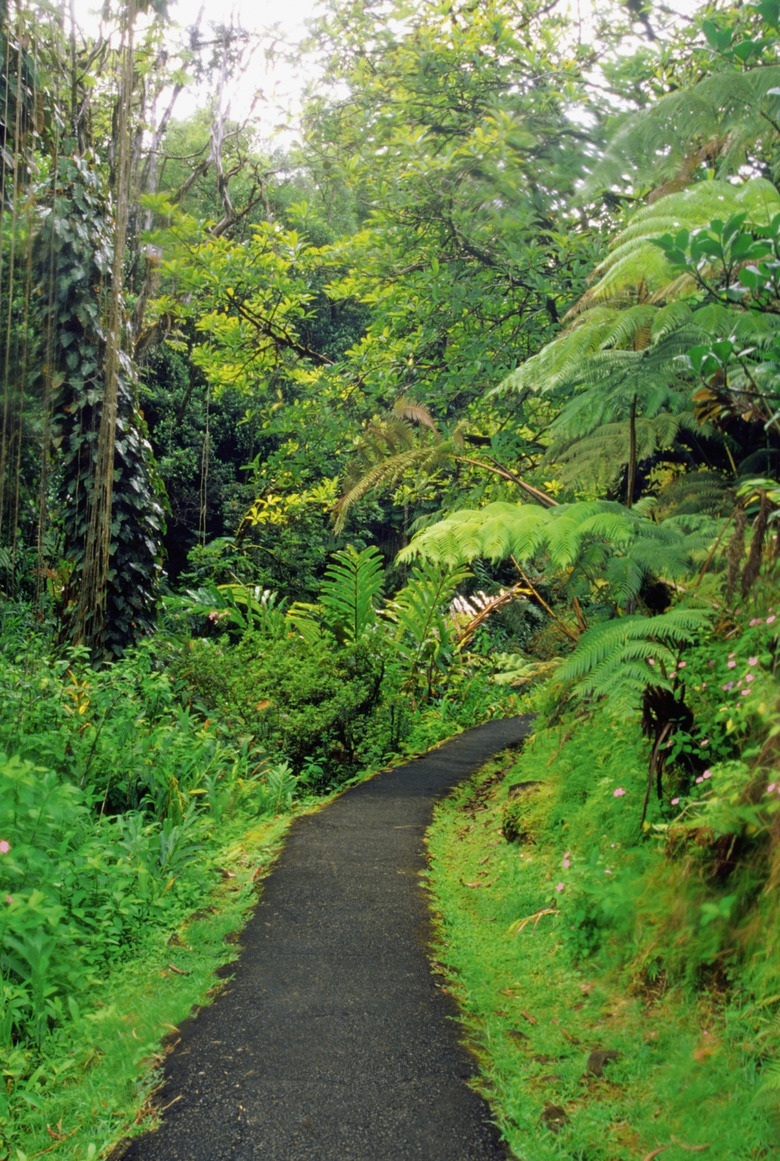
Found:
35,154 -> 165,658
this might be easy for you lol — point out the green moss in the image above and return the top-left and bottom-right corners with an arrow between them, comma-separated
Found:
426,730 -> 778,1160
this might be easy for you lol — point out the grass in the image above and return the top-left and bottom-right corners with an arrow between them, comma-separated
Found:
4,813 -> 291,1161
425,735 -> 777,1161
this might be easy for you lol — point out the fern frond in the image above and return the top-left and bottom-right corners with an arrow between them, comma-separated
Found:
393,396 -> 439,432
284,602 -> 324,645
385,560 -> 470,686
583,66 -> 780,194
398,501 -> 711,610
319,545 -> 385,642
557,608 -> 712,701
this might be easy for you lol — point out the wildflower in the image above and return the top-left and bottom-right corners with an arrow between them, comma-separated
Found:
728,652 -> 736,658
556,883 -> 565,892
748,657 -> 758,666
0,840 -> 9,854
741,689 -> 751,696
647,658 -> 655,666
701,682 -> 707,689
767,783 -> 776,793
695,776 -> 704,784
563,858 -> 571,868
564,851 -> 570,858
768,615 -> 777,624
703,770 -> 712,779
700,738 -> 709,746
727,660 -> 737,668
749,618 -> 760,627
613,787 -> 626,797
746,674 -> 755,683
721,682 -> 734,691
678,661 -> 687,669
671,797 -> 681,806
604,869 -> 612,874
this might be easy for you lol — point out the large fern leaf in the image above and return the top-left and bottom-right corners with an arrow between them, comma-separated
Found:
384,560 -> 470,690
318,545 -> 385,643
584,65 -> 780,195
557,608 -> 713,705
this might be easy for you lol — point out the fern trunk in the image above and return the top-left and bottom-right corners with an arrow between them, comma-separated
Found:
626,394 -> 637,509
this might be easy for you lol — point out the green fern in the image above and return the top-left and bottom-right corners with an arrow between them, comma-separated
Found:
556,607 -> 713,705
583,65 -> 780,195
318,544 -> 385,643
284,601 -> 324,645
384,559 -> 470,696
398,500 -> 714,608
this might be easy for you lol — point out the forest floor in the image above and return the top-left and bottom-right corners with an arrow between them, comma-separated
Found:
109,715 -> 536,1161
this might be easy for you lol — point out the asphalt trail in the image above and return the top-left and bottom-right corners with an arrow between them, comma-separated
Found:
117,715 -> 535,1161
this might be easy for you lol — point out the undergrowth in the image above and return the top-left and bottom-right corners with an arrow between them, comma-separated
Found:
425,606 -> 780,1160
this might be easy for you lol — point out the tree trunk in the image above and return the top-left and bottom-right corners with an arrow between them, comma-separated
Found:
626,394 -> 637,509
72,0 -> 137,655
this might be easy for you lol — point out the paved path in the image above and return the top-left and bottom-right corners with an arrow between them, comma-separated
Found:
117,716 -> 535,1161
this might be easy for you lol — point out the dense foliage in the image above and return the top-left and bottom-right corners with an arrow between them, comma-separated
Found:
1,0 -> 780,1153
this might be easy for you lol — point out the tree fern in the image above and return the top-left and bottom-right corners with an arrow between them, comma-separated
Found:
583,66 -> 780,196
318,545 -> 385,643
384,559 -> 470,699
556,608 -> 713,705
398,500 -> 714,608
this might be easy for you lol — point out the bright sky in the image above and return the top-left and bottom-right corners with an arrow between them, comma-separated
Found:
70,0 -> 706,144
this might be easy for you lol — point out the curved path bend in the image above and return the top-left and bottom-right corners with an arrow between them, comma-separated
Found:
118,715 -> 535,1161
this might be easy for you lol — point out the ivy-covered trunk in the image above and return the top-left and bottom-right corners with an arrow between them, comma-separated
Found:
35,154 -> 165,659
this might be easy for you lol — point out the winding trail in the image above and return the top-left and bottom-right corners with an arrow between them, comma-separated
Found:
117,715 -> 535,1161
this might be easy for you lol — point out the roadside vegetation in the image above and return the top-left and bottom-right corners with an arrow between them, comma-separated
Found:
427,596 -> 780,1159
2,0 -> 780,1156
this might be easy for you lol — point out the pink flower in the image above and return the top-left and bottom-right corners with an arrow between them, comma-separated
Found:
671,797 -> 681,806
0,841 -> 9,854
647,658 -> 655,666
722,682 -> 734,691
748,657 -> 758,666
741,689 -> 751,696
613,787 -> 626,797
768,615 -> 777,624
678,661 -> 686,669
727,660 -> 737,668
700,738 -> 709,746
4,895 -> 11,905
564,851 -> 570,858
556,882 -> 565,892
749,618 -> 760,627
767,783 -> 776,793
563,858 -> 571,868
703,770 -> 712,779
746,674 -> 755,683
728,652 -> 736,658
604,869 -> 612,874
696,776 -> 704,784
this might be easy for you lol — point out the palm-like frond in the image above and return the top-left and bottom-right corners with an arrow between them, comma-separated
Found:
578,178 -> 780,311
398,500 -> 714,606
546,413 -> 700,492
556,608 -> 713,705
319,544 -> 385,642
583,66 -> 780,195
384,560 -> 470,692
335,403 -> 463,533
